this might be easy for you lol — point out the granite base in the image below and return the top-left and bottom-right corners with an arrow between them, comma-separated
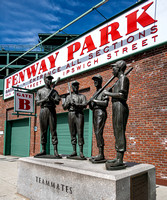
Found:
17,157 -> 156,200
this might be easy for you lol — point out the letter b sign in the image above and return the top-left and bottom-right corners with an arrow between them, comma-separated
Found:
15,91 -> 34,113
19,99 -> 31,110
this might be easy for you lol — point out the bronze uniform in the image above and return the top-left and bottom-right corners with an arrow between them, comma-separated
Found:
90,92 -> 109,148
36,87 -> 60,146
112,75 -> 129,152
63,93 -> 87,146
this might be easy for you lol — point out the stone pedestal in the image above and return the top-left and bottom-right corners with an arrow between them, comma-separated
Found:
17,157 -> 156,200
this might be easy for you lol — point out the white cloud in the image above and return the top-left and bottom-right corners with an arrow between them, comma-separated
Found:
60,0 -> 85,7
38,13 -> 60,22
53,6 -> 74,16
1,0 -> 21,9
40,0 -> 75,16
50,24 -> 61,31
0,0 -> 137,45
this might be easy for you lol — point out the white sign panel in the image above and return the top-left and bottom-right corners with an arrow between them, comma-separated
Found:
14,91 -> 34,113
4,0 -> 167,99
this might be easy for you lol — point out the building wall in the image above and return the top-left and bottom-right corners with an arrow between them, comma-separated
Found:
0,44 -> 167,185
0,95 -> 5,154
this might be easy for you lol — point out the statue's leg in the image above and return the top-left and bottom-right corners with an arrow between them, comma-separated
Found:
53,145 -> 62,158
107,152 -> 124,166
35,108 -> 48,156
92,110 -> 106,161
76,113 -> 85,158
79,145 -> 85,158
109,104 -> 128,165
90,110 -> 100,160
106,104 -> 120,163
106,158 -> 117,163
68,112 -> 77,157
91,147 -> 105,161
49,109 -> 61,158
71,144 -> 77,156
34,144 -> 47,157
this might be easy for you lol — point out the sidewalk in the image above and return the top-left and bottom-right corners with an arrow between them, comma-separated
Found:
0,155 -> 167,200
0,155 -> 28,200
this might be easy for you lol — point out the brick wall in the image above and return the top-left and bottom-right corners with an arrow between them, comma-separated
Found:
0,95 -> 5,154
0,44 -> 166,185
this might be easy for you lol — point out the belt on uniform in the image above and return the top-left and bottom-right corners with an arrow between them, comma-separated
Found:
41,106 -> 55,108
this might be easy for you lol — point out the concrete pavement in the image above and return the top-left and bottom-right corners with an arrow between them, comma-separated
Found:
0,155 -> 29,200
0,155 -> 167,200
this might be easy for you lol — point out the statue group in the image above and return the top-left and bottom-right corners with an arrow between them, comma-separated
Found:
35,60 -> 131,170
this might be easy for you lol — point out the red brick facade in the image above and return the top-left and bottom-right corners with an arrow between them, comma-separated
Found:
0,44 -> 167,185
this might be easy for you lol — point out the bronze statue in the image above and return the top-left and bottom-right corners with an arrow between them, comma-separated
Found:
103,60 -> 130,170
88,75 -> 109,163
34,74 -> 62,158
62,81 -> 87,160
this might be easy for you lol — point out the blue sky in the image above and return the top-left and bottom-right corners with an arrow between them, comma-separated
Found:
0,0 -> 138,45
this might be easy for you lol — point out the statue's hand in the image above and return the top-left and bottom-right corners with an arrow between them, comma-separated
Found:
92,100 -> 97,106
48,95 -> 55,102
51,95 -> 61,102
70,99 -> 75,106
44,95 -> 49,102
102,90 -> 107,97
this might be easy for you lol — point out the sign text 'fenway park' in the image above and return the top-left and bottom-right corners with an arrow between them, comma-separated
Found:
4,0 -> 167,99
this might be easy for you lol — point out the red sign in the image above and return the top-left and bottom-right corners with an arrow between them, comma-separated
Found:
14,91 -> 34,113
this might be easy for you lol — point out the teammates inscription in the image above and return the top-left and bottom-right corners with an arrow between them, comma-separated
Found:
35,176 -> 73,194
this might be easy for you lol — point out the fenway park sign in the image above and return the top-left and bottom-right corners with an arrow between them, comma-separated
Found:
4,0 -> 167,99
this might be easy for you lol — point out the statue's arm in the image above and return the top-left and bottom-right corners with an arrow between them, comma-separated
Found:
103,76 -> 129,100
50,90 -> 61,105
35,91 -> 46,106
93,90 -> 109,106
62,95 -> 70,110
103,91 -> 124,99
76,95 -> 87,109
93,98 -> 108,107
88,100 -> 94,110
